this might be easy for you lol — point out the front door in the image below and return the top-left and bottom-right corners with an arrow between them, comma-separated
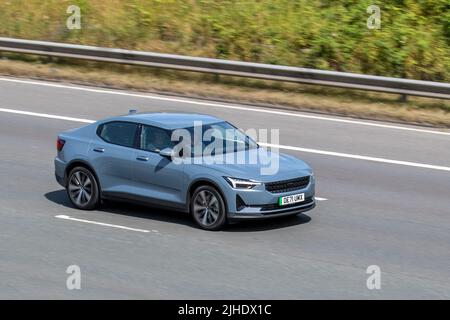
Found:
132,124 -> 186,208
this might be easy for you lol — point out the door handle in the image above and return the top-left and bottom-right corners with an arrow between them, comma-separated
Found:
93,147 -> 105,153
136,156 -> 149,161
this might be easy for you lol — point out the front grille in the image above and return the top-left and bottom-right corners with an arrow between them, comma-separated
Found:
265,176 -> 310,193
259,196 -> 313,211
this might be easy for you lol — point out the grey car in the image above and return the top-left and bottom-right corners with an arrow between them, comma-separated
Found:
55,112 -> 315,230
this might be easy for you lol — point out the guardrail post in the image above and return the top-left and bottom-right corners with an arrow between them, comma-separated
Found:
399,94 -> 408,103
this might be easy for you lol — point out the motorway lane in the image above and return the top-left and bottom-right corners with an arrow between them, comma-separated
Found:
0,77 -> 449,298
1,77 -> 450,167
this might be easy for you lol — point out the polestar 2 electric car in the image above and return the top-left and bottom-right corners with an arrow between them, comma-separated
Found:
54,112 -> 316,230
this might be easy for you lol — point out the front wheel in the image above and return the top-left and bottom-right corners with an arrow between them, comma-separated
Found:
66,166 -> 100,210
190,186 -> 227,230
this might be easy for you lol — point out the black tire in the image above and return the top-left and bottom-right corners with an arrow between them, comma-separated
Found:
66,166 -> 100,210
190,185 -> 227,231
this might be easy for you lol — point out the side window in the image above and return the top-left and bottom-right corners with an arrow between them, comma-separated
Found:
140,125 -> 173,152
98,122 -> 138,148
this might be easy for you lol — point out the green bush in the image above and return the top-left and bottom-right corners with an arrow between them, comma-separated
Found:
0,0 -> 448,81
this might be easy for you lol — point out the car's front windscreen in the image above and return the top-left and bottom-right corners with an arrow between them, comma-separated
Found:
171,121 -> 259,157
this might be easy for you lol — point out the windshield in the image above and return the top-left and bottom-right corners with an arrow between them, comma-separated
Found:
171,121 -> 259,157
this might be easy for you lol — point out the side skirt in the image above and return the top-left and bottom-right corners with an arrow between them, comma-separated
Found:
101,191 -> 189,213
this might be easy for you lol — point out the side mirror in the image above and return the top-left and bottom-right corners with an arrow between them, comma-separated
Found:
159,147 -> 175,159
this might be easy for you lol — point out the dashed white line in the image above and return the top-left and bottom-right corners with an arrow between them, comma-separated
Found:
1,107 -> 450,173
1,77 -> 449,136
315,197 -> 328,201
55,214 -> 157,233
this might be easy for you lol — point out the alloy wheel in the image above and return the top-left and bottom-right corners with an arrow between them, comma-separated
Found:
193,190 -> 220,227
68,171 -> 93,206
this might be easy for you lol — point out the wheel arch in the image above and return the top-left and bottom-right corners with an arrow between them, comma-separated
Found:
186,178 -> 228,213
65,159 -> 101,193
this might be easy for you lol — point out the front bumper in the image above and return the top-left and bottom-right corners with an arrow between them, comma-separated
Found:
229,199 -> 316,220
225,175 -> 316,220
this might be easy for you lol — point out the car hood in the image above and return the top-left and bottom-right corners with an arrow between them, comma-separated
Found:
193,147 -> 312,182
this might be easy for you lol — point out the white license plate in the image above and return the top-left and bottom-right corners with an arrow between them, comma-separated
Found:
279,193 -> 305,206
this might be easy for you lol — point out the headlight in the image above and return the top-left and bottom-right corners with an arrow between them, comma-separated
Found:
224,177 -> 262,189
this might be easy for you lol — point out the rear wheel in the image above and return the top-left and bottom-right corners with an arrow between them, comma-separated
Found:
190,185 -> 227,230
67,166 -> 100,210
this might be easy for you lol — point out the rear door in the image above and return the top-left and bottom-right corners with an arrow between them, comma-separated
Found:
89,121 -> 139,194
132,124 -> 186,207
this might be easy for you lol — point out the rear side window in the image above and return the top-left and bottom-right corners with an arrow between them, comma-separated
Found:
140,125 -> 174,152
98,122 -> 138,148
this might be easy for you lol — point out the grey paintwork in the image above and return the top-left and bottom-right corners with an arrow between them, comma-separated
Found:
55,113 -> 315,218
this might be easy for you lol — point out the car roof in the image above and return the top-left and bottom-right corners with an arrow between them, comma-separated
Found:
101,112 -> 224,130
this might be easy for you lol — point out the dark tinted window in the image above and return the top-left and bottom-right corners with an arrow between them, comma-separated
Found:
140,125 -> 174,152
98,122 -> 138,148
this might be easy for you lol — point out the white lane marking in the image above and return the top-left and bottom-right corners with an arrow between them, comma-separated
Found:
0,77 -> 449,136
1,107 -> 450,173
55,215 -> 156,233
261,143 -> 450,172
0,107 -> 94,123
315,197 -> 328,201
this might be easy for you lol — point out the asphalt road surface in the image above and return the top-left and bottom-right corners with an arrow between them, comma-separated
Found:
0,76 -> 449,299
